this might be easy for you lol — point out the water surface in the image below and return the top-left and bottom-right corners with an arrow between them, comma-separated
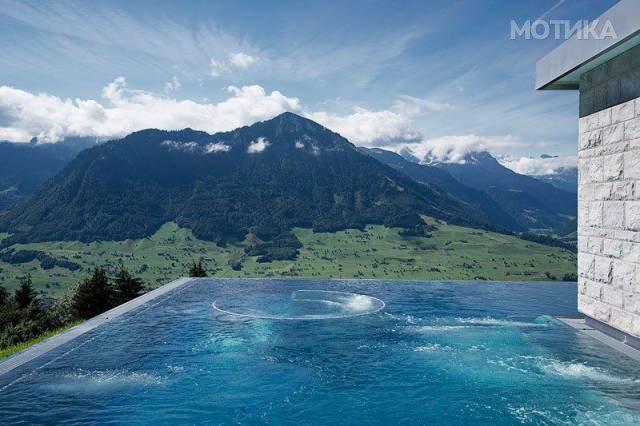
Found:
1,279 -> 639,425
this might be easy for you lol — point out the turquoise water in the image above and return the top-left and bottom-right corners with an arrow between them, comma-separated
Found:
1,279 -> 640,424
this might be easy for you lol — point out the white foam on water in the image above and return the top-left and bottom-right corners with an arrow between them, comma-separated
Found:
537,359 -> 640,384
212,290 -> 384,320
414,343 -> 453,352
344,294 -> 374,312
47,369 -> 166,393
410,325 -> 473,333
454,317 -> 549,328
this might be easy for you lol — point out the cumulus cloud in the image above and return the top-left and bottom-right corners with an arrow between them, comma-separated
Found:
499,155 -> 577,176
247,137 -> 270,153
308,107 -> 421,147
394,134 -> 526,164
295,141 -> 305,149
209,52 -> 257,77
0,78 -> 301,142
228,52 -> 256,69
308,94 -> 452,147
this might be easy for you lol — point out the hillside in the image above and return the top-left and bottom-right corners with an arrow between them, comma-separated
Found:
0,141 -> 78,213
425,151 -> 577,233
361,148 -> 522,232
0,220 -> 577,296
0,113 -> 485,248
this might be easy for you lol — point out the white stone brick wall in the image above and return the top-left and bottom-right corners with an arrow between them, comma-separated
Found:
578,97 -> 640,337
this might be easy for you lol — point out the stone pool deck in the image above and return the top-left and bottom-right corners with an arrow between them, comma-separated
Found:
0,277 -> 194,378
558,317 -> 640,362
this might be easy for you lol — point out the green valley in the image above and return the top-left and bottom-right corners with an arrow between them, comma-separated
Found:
0,220 -> 576,297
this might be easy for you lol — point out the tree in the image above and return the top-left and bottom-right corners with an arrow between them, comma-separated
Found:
72,268 -> 115,319
0,285 -> 8,306
188,259 -> 208,277
14,274 -> 37,309
114,264 -> 145,304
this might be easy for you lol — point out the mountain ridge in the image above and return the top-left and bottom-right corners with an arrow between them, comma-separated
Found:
0,113 -> 485,247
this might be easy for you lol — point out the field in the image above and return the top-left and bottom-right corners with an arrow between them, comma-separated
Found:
0,220 -> 577,298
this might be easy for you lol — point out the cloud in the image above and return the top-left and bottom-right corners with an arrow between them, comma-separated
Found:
499,155 -> 577,176
308,107 -> 422,147
247,137 -> 270,153
209,59 -> 227,77
394,134 -> 526,164
0,78 -> 301,142
228,52 -> 256,69
205,142 -> 230,153
210,52 -> 257,77
163,76 -> 181,93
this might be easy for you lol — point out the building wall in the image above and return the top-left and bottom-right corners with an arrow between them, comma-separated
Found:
580,45 -> 640,117
578,96 -> 640,336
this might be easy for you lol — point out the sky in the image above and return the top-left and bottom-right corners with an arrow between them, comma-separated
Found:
0,0 -> 620,175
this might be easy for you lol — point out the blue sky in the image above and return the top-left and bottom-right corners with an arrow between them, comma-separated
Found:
0,0 -> 620,174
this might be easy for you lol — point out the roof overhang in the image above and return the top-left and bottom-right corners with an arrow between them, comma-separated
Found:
536,0 -> 640,91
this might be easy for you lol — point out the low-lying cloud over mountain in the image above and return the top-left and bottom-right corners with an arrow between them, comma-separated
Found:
498,155 -> 577,176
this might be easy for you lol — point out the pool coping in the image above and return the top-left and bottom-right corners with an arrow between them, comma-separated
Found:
0,277 -> 194,378
557,317 -> 640,363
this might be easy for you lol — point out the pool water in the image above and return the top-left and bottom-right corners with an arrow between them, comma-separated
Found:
1,279 -> 640,424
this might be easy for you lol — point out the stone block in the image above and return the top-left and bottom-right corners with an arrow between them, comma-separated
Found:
603,201 -> 625,229
626,201 -> 640,231
625,149 -> 640,179
578,253 -> 595,279
580,130 -> 602,150
603,239 -> 623,257
625,117 -> 640,140
603,154 -> 624,181
593,300 -> 612,322
602,123 -> 624,144
594,256 -> 613,283
585,281 -> 602,299
578,294 -> 595,316
589,201 -> 603,227
612,260 -> 636,292
624,293 -> 640,315
612,100 -> 635,123
588,158 -> 604,183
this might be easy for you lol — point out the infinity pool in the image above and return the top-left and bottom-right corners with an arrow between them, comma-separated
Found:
1,279 -> 640,424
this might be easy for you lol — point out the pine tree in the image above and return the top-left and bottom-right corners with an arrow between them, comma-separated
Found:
14,273 -> 37,310
114,264 -> 145,304
72,268 -> 115,319
0,285 -> 8,306
188,259 -> 208,277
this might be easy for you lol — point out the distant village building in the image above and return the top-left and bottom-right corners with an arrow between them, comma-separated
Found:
537,0 -> 640,344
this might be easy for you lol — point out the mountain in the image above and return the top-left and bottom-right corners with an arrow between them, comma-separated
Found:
0,141 -> 78,214
360,148 -> 521,231
0,113 -> 484,247
0,137 -> 99,214
423,151 -> 577,233
533,167 -> 578,193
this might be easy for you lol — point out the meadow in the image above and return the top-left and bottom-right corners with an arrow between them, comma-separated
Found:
0,220 -> 576,298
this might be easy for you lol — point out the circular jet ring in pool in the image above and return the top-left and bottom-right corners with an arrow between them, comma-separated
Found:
212,290 -> 385,320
